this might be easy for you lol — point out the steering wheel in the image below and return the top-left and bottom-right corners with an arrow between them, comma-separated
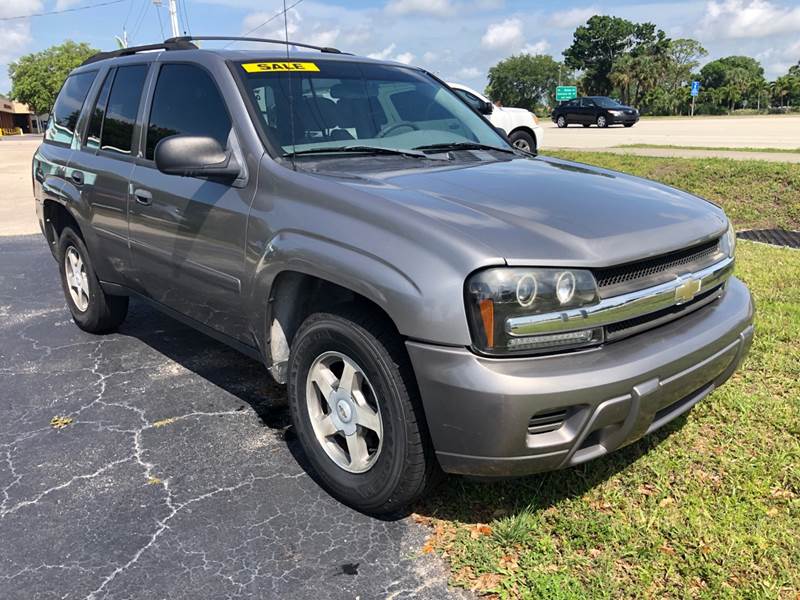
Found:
377,121 -> 420,138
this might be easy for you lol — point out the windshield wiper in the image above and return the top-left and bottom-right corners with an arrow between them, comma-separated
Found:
412,142 -> 517,155
284,145 -> 430,159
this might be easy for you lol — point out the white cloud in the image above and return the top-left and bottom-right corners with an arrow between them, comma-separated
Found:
699,0 -> 800,39
0,0 -> 42,93
546,6 -> 599,29
386,0 -> 453,17
394,52 -> 415,64
0,0 -> 42,18
456,66 -> 481,79
481,17 -> 524,50
521,39 -> 550,55
367,43 -> 397,60
367,44 -> 415,64
54,0 -> 82,9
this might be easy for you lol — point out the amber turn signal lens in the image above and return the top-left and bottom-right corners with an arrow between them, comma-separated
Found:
479,299 -> 494,347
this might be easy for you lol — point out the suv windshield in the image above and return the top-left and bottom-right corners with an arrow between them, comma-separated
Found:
237,59 -> 510,156
592,97 -> 624,108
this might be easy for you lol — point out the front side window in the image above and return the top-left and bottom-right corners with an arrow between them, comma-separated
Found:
593,96 -> 623,108
238,60 -> 509,156
100,64 -> 148,155
145,64 -> 232,160
45,71 -> 96,144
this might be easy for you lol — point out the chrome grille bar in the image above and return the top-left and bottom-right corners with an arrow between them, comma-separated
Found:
505,256 -> 734,337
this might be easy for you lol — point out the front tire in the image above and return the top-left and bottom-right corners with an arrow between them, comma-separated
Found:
624,123 -> 634,128
596,115 -> 608,128
58,226 -> 128,334
509,130 -> 536,153
287,309 -> 439,515
556,115 -> 567,128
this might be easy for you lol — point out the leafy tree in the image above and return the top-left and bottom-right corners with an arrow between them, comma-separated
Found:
699,56 -> 765,112
563,15 -> 667,95
663,38 -> 707,92
8,41 -> 98,115
486,54 -> 572,109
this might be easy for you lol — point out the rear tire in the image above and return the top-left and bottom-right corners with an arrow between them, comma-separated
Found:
58,226 -> 128,334
556,115 -> 567,128
287,308 -> 440,515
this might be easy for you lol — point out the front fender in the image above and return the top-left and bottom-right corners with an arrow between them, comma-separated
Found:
246,229 -> 475,352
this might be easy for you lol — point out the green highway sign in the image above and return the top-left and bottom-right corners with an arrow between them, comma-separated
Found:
555,86 -> 577,101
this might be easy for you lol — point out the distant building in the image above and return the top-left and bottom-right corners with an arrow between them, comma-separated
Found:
0,96 -> 38,133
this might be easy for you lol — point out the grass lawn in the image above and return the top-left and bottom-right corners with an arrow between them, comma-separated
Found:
416,154 -> 800,599
616,144 -> 800,154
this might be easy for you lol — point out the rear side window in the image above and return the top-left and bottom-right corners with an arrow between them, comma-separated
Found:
100,64 -> 148,155
85,70 -> 114,151
45,71 -> 96,144
145,64 -> 232,160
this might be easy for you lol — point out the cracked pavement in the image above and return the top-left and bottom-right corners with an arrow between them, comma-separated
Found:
0,235 -> 469,600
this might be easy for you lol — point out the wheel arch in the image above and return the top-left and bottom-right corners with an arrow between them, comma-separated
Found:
265,270 -> 406,384
251,231 -> 436,384
42,199 -> 83,255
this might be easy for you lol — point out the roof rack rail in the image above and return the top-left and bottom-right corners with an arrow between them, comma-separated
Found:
164,36 -> 346,54
80,40 -> 198,66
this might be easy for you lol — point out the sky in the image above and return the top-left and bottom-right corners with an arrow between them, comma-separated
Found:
2,0 -> 800,95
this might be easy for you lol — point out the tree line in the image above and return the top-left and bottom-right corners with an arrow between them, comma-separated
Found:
486,15 -> 800,116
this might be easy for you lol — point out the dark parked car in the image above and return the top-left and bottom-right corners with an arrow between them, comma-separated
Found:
553,96 -> 639,128
34,37 -> 752,515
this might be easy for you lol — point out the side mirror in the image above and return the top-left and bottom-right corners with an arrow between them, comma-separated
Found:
155,135 -> 240,179
479,100 -> 494,115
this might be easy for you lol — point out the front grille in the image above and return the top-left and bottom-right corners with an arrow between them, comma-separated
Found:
593,239 -> 721,297
605,284 -> 723,341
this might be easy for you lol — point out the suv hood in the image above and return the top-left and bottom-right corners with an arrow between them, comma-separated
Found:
325,156 -> 727,267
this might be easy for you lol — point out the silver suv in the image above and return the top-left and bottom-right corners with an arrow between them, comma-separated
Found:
33,37 -> 754,514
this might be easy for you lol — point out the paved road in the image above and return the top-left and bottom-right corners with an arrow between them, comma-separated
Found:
541,114 -> 800,150
0,138 -> 40,236
0,235 -> 467,600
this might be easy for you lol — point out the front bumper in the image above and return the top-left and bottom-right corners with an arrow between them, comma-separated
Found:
407,277 -> 754,477
608,113 -> 639,125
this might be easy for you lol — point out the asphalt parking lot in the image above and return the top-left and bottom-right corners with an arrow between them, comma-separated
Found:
0,235 -> 467,599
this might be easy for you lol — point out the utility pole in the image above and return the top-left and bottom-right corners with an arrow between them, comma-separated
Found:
167,0 -> 180,38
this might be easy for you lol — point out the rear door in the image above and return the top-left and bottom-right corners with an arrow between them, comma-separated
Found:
563,99 -> 581,123
34,70 -> 96,243
65,63 -> 150,285
580,98 -> 597,124
128,61 -> 253,341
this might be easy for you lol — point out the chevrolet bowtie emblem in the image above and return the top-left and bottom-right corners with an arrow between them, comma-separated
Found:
674,277 -> 702,304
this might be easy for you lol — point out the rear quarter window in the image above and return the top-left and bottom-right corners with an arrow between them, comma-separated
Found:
45,71 -> 97,145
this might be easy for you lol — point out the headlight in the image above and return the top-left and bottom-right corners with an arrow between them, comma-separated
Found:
609,110 -> 623,115
720,221 -> 736,258
465,267 -> 602,355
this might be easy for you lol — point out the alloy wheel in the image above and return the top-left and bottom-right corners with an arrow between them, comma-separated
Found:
64,246 -> 90,312
512,138 -> 531,151
305,351 -> 383,473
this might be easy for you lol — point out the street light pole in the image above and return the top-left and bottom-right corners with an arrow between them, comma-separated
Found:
167,0 -> 180,38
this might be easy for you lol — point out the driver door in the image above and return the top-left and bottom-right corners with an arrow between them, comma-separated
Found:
128,62 -> 254,341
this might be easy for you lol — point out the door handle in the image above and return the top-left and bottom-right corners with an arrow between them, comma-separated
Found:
134,188 -> 152,206
70,171 -> 83,185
